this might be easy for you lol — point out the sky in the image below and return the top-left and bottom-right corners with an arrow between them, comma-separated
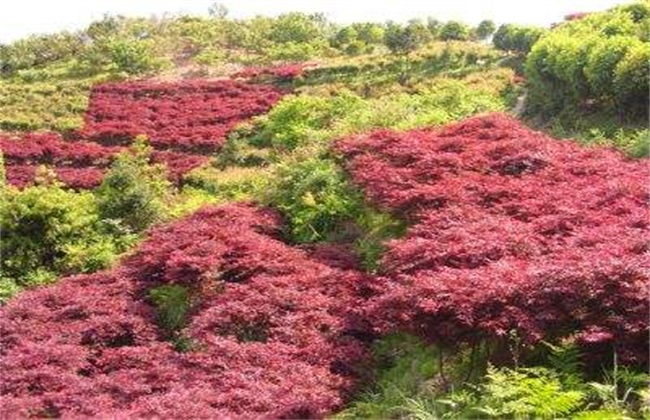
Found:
0,0 -> 628,43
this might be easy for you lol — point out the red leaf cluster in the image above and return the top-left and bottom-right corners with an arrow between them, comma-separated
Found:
233,64 -> 307,82
0,204 -> 376,418
79,80 -> 283,153
1,133 -> 113,188
335,113 -> 649,363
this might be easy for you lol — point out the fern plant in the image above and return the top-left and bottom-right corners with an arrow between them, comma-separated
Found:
543,340 -> 585,390
475,366 -> 585,418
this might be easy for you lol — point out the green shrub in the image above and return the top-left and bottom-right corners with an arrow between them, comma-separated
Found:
525,2 -> 649,117
493,24 -> 546,53
584,36 -> 641,99
96,138 -> 172,233
475,20 -> 496,40
148,284 -> 194,351
439,21 -> 471,41
107,38 -> 165,75
0,180 -> 130,301
613,41 -> 650,111
265,157 -> 363,243
384,22 -> 430,54
149,284 -> 190,333
336,334 -> 442,419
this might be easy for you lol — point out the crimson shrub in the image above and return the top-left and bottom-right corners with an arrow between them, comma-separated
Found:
0,203 -> 378,417
335,113 -> 649,365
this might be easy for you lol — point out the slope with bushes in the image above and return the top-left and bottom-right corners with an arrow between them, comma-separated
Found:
0,2 -> 648,418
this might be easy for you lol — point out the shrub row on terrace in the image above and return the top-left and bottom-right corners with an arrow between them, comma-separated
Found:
0,74 -> 297,189
79,79 -> 284,153
335,113 -> 649,366
0,204 -> 379,418
0,132 -> 207,188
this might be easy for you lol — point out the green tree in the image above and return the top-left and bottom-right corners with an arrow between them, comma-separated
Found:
427,18 -> 442,38
439,21 -> 471,41
332,26 -> 359,48
269,12 -> 328,44
384,22 -> 429,54
107,38 -> 161,74
355,22 -> 385,44
476,19 -> 496,40
494,24 -> 545,53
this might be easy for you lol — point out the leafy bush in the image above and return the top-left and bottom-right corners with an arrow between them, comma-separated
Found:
148,284 -> 193,350
0,204 -> 371,417
475,20 -> 496,40
493,24 -> 546,53
613,40 -> 650,110
525,2 -> 649,117
265,157 -> 363,243
96,139 -> 172,233
106,38 -> 166,75
439,21 -> 471,41
252,77 -> 507,155
0,76 -> 106,132
0,181 -> 130,301
337,114 -> 649,364
336,334 -> 441,419
384,22 -> 430,54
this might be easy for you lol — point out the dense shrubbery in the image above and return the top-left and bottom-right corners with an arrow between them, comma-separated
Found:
336,114 -> 649,365
525,2 -> 649,117
265,157 -> 364,243
0,181 -> 133,302
338,334 -> 649,419
0,75 -> 293,189
81,79 -> 284,152
1,4 -> 647,418
0,75 -> 118,132
0,204 -> 376,417
249,76 -> 510,154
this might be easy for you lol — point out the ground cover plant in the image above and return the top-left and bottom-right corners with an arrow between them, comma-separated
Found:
0,204 -> 378,417
335,113 -> 649,365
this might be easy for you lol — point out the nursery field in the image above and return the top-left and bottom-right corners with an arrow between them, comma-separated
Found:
0,2 -> 648,419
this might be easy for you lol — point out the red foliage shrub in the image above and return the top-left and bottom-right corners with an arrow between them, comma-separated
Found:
335,113 -> 649,364
4,164 -> 37,189
0,133 -> 117,167
1,78 -> 288,189
0,204 -> 376,417
80,80 -> 284,153
234,64 -> 308,82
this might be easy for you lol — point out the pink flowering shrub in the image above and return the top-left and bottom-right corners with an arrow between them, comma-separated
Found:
0,204 -> 377,417
335,113 -> 649,364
